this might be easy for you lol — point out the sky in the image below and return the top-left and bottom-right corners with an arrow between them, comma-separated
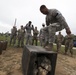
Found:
0,0 -> 76,36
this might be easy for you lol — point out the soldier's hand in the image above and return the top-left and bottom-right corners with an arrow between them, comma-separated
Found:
32,25 -> 34,27
66,28 -> 71,34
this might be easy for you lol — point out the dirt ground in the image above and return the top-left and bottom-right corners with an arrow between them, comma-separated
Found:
0,47 -> 76,75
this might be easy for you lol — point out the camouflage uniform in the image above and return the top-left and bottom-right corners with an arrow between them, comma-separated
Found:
56,32 -> 64,52
64,34 -> 74,56
17,25 -> 25,47
32,27 -> 39,46
10,26 -> 17,46
42,9 -> 70,50
39,26 -> 45,46
25,21 -> 34,45
39,24 -> 49,47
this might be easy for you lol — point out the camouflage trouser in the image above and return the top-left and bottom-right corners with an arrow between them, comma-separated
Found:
39,34 -> 49,47
43,35 -> 49,47
39,37 -> 45,46
65,42 -> 73,55
18,36 -> 24,47
26,33 -> 32,45
57,42 -> 62,52
32,37 -> 38,46
43,23 -> 65,44
10,35 -> 16,46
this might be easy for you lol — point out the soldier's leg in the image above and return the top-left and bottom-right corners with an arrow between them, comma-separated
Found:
17,37 -> 21,47
57,42 -> 61,52
29,34 -> 32,45
47,24 -> 56,50
41,39 -> 45,46
40,38 -> 43,46
64,43 -> 69,55
13,36 -> 16,46
69,43 -> 73,56
21,37 -> 24,47
57,43 -> 59,52
59,43 -> 61,52
70,48 -> 73,57
43,37 -> 48,48
9,35 -> 13,46
26,34 -> 29,45
47,23 -> 65,51
32,37 -> 34,45
35,38 -> 38,46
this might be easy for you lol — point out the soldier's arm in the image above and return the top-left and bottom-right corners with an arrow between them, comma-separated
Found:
31,25 -> 34,31
46,17 -> 50,26
52,10 -> 59,18
54,10 -> 71,34
24,24 -> 28,29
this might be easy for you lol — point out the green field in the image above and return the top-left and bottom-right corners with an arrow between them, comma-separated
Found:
0,34 -> 76,55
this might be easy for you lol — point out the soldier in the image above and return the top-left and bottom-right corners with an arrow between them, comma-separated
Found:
56,31 -> 64,52
64,32 -> 74,57
39,23 -> 45,46
32,26 -> 39,46
39,23 -> 49,47
17,25 -> 25,47
40,5 -> 71,50
24,21 -> 34,45
9,26 -> 17,46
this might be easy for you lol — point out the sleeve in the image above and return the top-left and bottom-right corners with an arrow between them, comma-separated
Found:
24,23 -> 28,29
31,25 -> 34,31
46,16 -> 50,26
52,10 -> 59,18
55,10 -> 70,29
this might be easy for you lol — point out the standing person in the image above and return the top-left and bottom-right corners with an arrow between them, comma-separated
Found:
39,23 -> 45,46
9,26 -> 17,46
17,25 -> 25,47
39,23 -> 48,47
40,5 -> 71,50
24,21 -> 34,45
32,26 -> 39,46
64,32 -> 74,57
56,31 -> 64,52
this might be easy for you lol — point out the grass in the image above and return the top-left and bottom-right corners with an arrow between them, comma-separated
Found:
0,35 -> 76,55
53,44 -> 76,55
